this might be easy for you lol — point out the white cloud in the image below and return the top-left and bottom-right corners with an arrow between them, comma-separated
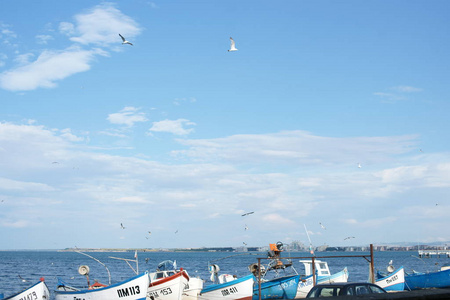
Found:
107,107 -> 148,127
174,130 -> 417,166
149,119 -> 196,136
69,3 -> 141,46
0,47 -> 106,91
391,85 -> 423,93
14,53 -> 35,65
0,4 -> 141,92
60,128 -> 85,142
59,22 -> 75,36
374,85 -> 423,102
35,34 -> 53,45
1,220 -> 29,228
0,122 -> 449,248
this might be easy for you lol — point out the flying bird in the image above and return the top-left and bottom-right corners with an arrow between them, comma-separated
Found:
319,222 -> 326,230
228,37 -> 238,52
344,236 -> 355,240
175,230 -> 178,234
244,224 -> 248,231
119,34 -> 133,46
242,211 -> 254,216
357,163 -> 362,168
18,275 -> 27,282
243,242 -> 247,246
120,223 -> 126,229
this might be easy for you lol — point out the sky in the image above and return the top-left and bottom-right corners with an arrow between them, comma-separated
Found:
0,0 -> 449,250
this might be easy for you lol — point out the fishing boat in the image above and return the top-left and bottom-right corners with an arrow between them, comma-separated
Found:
55,271 -> 150,300
1,278 -> 50,300
253,275 -> 300,300
375,266 -> 405,291
199,263 -> 255,300
404,264 -> 450,290
294,260 -> 348,298
147,261 -> 190,300
250,243 -> 300,299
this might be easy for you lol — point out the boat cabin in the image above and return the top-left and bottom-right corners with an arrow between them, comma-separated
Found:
299,260 -> 331,277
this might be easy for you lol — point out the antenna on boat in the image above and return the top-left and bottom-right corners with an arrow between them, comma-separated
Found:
304,224 -> 315,256
75,251 -> 111,285
109,250 -> 139,275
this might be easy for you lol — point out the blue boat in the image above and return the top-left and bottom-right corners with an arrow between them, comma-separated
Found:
404,265 -> 450,290
253,275 -> 300,300
375,266 -> 405,291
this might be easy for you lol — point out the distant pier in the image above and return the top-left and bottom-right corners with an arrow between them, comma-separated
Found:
418,250 -> 450,258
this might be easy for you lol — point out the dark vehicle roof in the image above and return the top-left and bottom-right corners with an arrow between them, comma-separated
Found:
306,282 -> 387,298
312,282 -> 383,288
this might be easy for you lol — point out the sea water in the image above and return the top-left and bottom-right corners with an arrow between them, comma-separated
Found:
0,250 -> 448,299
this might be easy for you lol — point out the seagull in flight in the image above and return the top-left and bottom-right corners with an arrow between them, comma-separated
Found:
344,236 -> 355,240
319,222 -> 326,230
228,37 -> 238,52
357,163 -> 362,168
18,275 -> 27,282
242,211 -> 254,216
120,223 -> 126,229
119,34 -> 133,46
244,224 -> 248,231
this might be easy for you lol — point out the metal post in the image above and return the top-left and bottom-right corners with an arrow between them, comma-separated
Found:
258,258 -> 262,300
370,244 -> 375,283
312,256 -> 316,286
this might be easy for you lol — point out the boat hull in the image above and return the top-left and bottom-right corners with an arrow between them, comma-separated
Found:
148,270 -> 189,300
3,280 -> 50,300
375,267 -> 405,292
200,274 -> 255,300
405,268 -> 450,290
253,275 -> 300,300
182,277 -> 203,300
55,272 -> 149,300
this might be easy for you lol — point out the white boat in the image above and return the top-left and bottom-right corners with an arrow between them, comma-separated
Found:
55,271 -> 150,300
375,266 -> 405,291
1,279 -> 50,300
148,260 -> 203,300
294,260 -> 349,298
148,269 -> 190,300
200,274 -> 255,300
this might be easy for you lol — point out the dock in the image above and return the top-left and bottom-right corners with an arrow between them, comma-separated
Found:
418,250 -> 450,258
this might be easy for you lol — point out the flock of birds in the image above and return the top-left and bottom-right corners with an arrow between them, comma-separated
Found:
119,34 -> 238,52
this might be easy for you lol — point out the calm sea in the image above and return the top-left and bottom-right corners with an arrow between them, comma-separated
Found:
0,250 -> 448,299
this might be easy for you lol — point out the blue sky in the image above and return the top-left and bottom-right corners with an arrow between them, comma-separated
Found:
0,0 -> 449,250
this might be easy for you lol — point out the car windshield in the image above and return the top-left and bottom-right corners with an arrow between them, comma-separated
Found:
369,285 -> 386,293
310,287 -> 341,297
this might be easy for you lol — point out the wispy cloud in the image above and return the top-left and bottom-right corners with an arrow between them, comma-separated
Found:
68,3 -> 141,46
0,47 -> 106,91
149,119 -> 196,135
374,85 -> 423,102
0,3 -> 142,92
173,130 -> 418,166
107,107 -> 148,127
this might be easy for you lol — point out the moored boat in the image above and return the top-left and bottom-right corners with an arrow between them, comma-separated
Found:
1,278 -> 50,300
375,266 -> 405,291
200,274 -> 255,300
55,271 -> 150,300
253,274 -> 300,300
404,264 -> 450,290
148,260 -> 202,300
294,260 -> 348,298
147,269 -> 190,300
